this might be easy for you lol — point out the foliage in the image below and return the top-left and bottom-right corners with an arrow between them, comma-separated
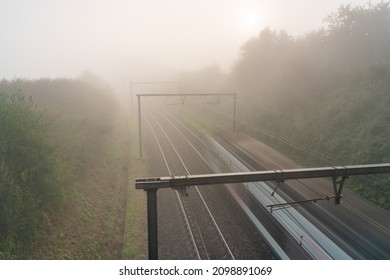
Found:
225,2 -> 390,209
0,91 -> 59,258
0,76 -> 125,259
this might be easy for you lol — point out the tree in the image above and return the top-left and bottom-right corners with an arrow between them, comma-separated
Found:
0,91 -> 59,258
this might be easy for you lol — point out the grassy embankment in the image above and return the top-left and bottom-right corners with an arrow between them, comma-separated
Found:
122,114 -> 148,259
0,79 -> 147,259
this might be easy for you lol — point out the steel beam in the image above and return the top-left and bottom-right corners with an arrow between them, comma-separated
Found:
136,163 -> 390,259
136,163 -> 390,190
233,93 -> 237,131
146,189 -> 158,259
138,95 -> 142,158
136,93 -> 236,97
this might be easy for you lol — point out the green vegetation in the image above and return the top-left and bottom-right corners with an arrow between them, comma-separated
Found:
122,117 -> 148,260
179,2 -> 390,210
0,91 -> 59,258
0,77 -> 146,259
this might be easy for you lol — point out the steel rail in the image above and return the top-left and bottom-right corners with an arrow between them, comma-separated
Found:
154,109 -> 236,259
144,110 -> 235,260
154,104 -> 390,258
144,116 -> 203,260
138,102 -> 390,259
147,110 -> 235,259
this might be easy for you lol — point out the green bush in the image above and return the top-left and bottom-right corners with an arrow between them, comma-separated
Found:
0,91 -> 60,258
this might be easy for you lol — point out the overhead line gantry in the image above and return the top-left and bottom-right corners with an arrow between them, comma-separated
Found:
136,92 -> 237,158
136,163 -> 390,259
130,81 -> 180,115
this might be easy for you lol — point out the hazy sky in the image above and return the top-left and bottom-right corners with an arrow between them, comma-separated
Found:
0,0 -> 377,83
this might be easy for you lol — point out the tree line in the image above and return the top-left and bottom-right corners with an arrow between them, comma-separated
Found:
179,2 -> 390,209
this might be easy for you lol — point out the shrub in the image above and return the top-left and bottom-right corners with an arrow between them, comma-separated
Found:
0,91 -> 60,258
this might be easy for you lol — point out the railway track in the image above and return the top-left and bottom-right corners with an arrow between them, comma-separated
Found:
146,101 -> 314,259
154,105 -> 325,259
143,100 -> 389,259
137,97 -> 390,259
214,133 -> 390,259
168,98 -> 390,259
144,109 -> 236,259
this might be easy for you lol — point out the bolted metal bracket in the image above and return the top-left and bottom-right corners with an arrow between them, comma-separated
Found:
271,180 -> 284,196
332,175 -> 348,205
173,174 -> 189,197
173,186 -> 189,197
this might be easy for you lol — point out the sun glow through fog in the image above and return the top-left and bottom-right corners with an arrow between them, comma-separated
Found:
239,9 -> 262,33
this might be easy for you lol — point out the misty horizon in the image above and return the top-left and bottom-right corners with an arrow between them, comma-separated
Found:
1,0 -> 390,264
0,0 -> 377,86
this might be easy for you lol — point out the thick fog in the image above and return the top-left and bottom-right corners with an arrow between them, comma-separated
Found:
0,0 -> 375,84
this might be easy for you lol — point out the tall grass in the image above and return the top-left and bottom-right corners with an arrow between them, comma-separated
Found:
0,91 -> 60,258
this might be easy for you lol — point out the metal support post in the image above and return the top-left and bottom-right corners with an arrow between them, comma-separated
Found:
271,180 -> 283,196
332,176 -> 347,205
146,189 -> 158,259
233,93 -> 237,132
138,95 -> 142,158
